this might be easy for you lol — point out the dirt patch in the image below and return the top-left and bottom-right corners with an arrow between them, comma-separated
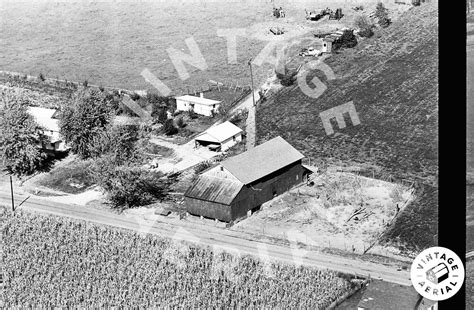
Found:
231,172 -> 413,256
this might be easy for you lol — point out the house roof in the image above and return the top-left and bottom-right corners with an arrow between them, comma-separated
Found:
27,106 -> 60,132
221,136 -> 304,184
175,95 -> 221,106
184,175 -> 243,205
195,121 -> 243,143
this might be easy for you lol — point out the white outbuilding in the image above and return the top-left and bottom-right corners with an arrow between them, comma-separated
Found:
27,106 -> 68,152
175,93 -> 221,117
194,121 -> 243,152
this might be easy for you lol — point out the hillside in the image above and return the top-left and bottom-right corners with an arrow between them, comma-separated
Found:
256,4 -> 438,252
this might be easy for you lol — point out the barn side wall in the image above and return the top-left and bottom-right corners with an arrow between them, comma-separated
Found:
184,197 -> 233,222
230,161 -> 306,220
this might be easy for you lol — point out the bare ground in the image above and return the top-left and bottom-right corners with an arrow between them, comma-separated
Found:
231,172 -> 414,259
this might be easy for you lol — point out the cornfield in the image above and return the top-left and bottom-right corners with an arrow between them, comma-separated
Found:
1,208 -> 354,308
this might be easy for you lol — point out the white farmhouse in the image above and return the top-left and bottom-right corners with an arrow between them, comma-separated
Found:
194,121 -> 243,152
175,93 -> 221,117
27,106 -> 68,152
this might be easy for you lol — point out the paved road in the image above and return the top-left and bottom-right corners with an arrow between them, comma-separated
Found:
0,191 -> 411,286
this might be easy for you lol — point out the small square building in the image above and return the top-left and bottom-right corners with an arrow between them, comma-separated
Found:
194,121 -> 243,152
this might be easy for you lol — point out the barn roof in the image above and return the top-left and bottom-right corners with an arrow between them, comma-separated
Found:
175,95 -> 221,106
195,121 -> 243,143
221,136 -> 304,184
27,106 -> 60,133
184,175 -> 243,205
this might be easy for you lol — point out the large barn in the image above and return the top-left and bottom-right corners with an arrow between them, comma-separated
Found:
184,136 -> 311,222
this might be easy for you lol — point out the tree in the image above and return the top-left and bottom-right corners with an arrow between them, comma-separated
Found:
258,89 -> 267,103
129,92 -> 140,101
375,2 -> 391,28
187,109 -> 198,119
275,65 -> 298,87
0,92 -> 49,176
176,117 -> 186,128
354,15 -> 374,38
91,158 -> 168,209
89,124 -> 140,165
333,30 -> 358,50
157,108 -> 168,124
194,161 -> 212,174
163,119 -> 178,136
58,89 -> 114,159
216,105 -> 229,119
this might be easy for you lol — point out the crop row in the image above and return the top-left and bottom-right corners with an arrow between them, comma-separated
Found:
1,208 -> 354,308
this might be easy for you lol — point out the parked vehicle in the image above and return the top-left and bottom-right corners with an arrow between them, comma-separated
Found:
299,47 -> 322,57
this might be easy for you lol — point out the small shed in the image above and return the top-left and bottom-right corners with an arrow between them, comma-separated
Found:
175,93 -> 221,117
27,106 -> 68,152
322,37 -> 334,53
194,121 -> 243,152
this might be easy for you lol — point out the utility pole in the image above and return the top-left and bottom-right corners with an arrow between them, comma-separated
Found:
248,58 -> 256,107
10,175 -> 14,212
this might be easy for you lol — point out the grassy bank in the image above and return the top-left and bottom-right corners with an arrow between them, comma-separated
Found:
256,4 -> 438,252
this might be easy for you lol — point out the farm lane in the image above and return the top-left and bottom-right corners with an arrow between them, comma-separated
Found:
148,137 -> 218,173
229,88 -> 263,150
0,191 -> 411,286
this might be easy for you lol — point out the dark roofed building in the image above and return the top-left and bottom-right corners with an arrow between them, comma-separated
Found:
221,136 -> 305,184
184,136 -> 311,222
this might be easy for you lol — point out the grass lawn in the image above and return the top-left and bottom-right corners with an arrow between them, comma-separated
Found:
144,142 -> 175,158
36,158 -> 95,194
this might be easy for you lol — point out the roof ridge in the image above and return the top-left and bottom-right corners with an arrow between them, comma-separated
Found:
200,173 -> 241,184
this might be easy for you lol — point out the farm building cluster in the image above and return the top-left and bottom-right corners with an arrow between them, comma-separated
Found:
26,87 -> 311,225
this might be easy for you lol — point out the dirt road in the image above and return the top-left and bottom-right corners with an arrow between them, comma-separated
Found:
149,137 -> 218,173
0,191 -> 411,286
